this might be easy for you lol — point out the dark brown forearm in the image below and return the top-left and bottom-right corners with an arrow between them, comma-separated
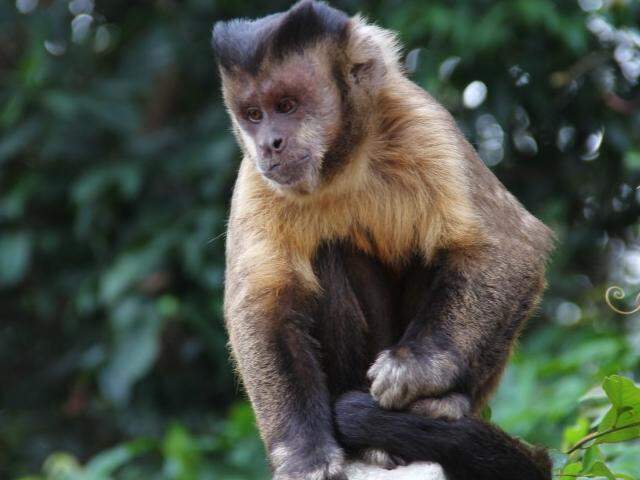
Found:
369,243 -> 547,410
412,245 -> 545,401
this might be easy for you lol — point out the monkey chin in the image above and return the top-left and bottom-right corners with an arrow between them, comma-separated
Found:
261,160 -> 322,198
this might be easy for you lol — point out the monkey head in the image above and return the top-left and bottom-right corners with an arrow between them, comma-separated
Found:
217,51 -> 343,193
212,0 -> 391,195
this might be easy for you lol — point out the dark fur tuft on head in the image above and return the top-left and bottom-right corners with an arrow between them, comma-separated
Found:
212,1 -> 349,75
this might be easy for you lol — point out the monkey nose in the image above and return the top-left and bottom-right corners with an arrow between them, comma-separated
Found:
271,137 -> 286,153
261,137 -> 286,155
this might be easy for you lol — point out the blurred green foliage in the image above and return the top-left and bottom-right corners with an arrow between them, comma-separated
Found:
1,0 -> 639,478
557,375 -> 640,479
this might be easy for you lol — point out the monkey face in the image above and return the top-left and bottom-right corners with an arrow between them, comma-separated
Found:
222,53 -> 343,194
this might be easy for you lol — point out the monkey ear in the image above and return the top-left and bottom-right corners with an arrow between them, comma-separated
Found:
347,49 -> 387,91
345,20 -> 389,91
350,59 -> 380,85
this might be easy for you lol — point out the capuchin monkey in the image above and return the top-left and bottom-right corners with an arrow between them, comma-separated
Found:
212,2 -> 554,479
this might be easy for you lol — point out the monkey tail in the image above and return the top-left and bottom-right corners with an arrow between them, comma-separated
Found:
334,391 -> 552,480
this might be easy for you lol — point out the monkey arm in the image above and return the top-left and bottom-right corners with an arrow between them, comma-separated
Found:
368,242 -> 547,413
228,307 -> 346,479
225,248 -> 347,480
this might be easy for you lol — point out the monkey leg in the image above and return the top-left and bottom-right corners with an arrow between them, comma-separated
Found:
311,241 -> 397,395
312,242 -> 405,469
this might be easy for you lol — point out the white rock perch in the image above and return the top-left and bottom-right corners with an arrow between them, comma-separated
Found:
346,462 -> 446,480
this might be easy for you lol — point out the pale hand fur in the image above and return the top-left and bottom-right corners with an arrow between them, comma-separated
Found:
272,444 -> 346,480
367,348 -> 459,410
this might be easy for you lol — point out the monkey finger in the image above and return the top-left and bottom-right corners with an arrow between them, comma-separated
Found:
370,373 -> 396,404
377,384 -> 413,410
366,361 -> 383,381
367,349 -> 396,380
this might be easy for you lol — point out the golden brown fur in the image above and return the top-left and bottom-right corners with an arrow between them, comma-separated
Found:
225,23 -> 484,297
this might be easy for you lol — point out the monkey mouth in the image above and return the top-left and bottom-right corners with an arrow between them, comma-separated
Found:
261,155 -> 311,187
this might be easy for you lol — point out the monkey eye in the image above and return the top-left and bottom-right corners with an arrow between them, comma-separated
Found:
246,107 -> 263,123
276,98 -> 297,114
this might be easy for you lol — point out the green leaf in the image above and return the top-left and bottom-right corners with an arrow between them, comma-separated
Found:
624,151 -> 640,171
560,461 -> 583,480
596,409 -> 640,444
578,460 -> 635,480
602,376 -> 640,411
0,118 -> 40,164
224,402 -> 259,440
0,231 -> 32,287
595,380 -> 640,445
0,93 -> 25,128
481,405 -> 492,421
72,163 -> 142,205
84,438 -> 155,478
99,243 -> 166,304
98,299 -> 164,405
582,445 -> 604,470
598,406 -> 618,432
582,460 -> 616,480
156,294 -> 180,318
162,423 -> 202,479
563,417 -> 590,450
42,453 -> 83,480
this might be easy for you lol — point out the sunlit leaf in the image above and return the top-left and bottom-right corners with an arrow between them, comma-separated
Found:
602,376 -> 640,411
596,409 -> 640,445
560,461 -> 583,480
582,445 -> 604,470
42,453 -> 83,480
581,460 -> 616,480
596,378 -> 640,445
563,417 -> 590,450
162,423 -> 201,479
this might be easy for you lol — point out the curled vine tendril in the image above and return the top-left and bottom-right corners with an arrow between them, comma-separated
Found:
605,286 -> 640,315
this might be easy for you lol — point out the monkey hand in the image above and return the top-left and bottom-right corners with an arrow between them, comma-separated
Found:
272,444 -> 347,480
367,345 -> 459,410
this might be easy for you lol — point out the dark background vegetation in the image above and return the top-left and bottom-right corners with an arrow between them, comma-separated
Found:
1,0 -> 640,478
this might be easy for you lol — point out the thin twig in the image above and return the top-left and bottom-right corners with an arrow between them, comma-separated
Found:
566,421 -> 640,454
